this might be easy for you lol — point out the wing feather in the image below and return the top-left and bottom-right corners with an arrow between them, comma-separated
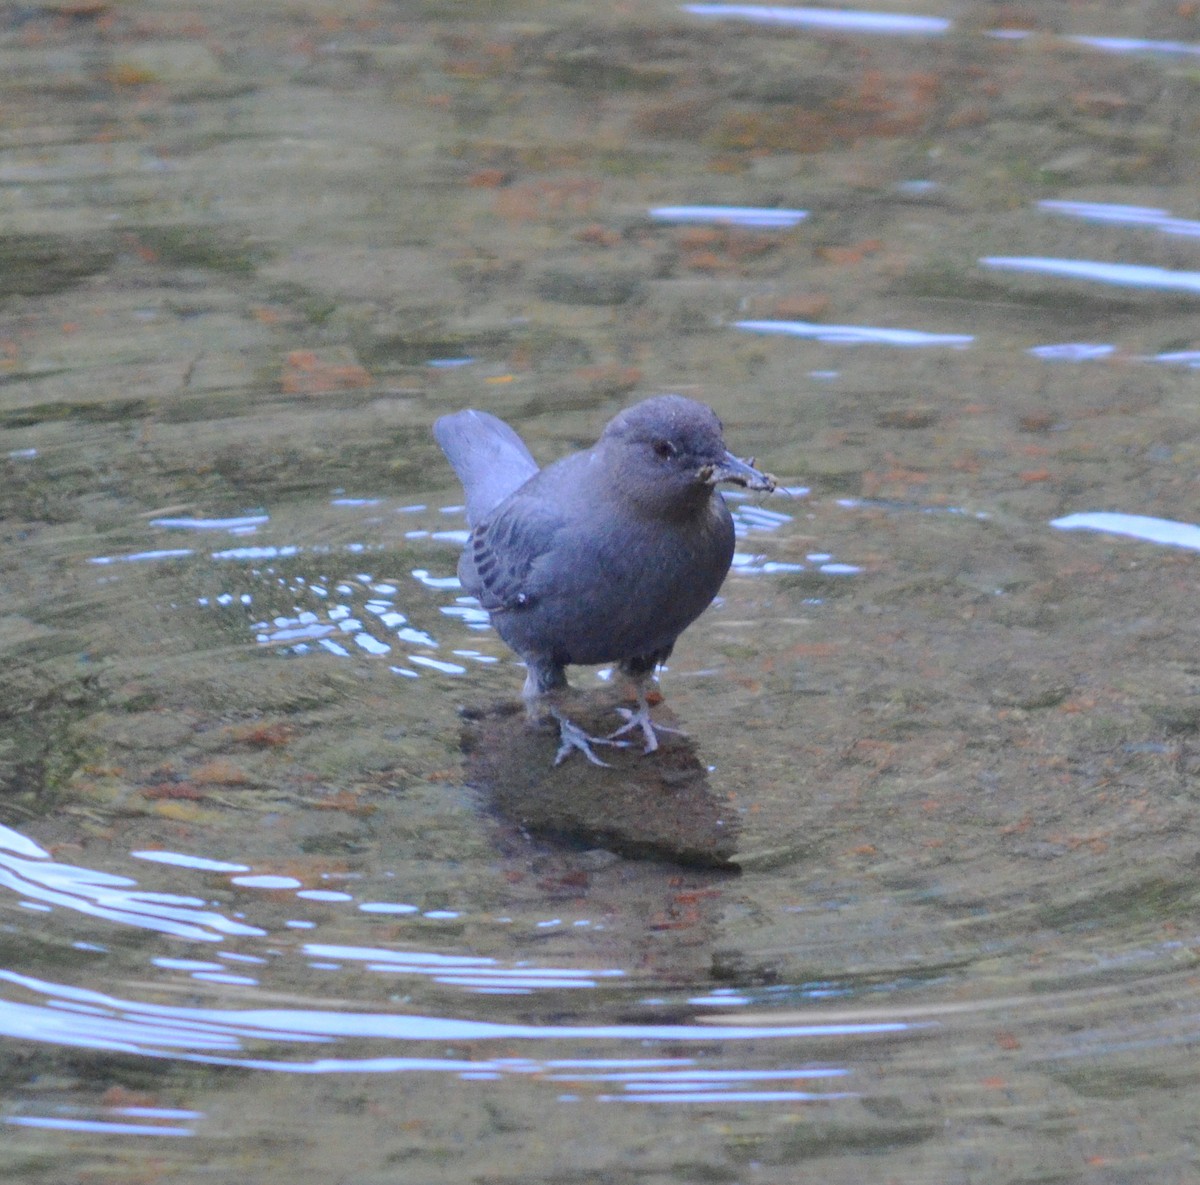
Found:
459,496 -> 563,611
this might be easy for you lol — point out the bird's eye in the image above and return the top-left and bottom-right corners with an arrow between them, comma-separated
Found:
653,439 -> 677,459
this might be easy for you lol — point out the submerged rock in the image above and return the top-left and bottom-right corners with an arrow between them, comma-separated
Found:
458,689 -> 740,869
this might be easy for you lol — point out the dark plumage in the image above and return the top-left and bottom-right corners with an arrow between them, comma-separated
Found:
434,395 -> 775,764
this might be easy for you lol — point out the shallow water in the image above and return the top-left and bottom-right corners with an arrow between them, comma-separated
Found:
3,1 -> 1200,1180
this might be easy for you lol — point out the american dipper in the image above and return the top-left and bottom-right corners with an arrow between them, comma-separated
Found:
434,395 -> 775,765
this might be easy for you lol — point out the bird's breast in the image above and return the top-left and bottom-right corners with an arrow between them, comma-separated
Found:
521,500 -> 732,664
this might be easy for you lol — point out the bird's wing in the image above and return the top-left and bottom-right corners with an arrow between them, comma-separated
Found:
462,495 -> 565,612
433,409 -> 540,527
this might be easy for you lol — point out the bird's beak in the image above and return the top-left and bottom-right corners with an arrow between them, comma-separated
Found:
700,451 -> 777,492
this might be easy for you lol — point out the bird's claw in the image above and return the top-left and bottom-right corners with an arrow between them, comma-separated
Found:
607,704 -> 685,754
553,716 -> 632,767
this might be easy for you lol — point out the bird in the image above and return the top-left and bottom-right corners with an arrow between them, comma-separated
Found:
433,395 -> 775,765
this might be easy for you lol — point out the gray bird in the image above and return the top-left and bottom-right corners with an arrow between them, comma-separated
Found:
433,395 -> 775,765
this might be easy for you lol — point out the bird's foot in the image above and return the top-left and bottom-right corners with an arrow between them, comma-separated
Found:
553,713 -> 631,767
607,700 -> 685,755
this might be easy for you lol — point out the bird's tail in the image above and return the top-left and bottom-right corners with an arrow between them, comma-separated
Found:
433,409 -> 540,525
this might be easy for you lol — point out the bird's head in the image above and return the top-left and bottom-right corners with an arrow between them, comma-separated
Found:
599,395 -> 776,513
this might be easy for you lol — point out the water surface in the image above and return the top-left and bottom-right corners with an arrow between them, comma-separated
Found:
3,1 -> 1200,1180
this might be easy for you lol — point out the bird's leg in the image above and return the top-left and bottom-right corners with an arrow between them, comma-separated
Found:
522,661 -> 630,767
607,667 -> 685,754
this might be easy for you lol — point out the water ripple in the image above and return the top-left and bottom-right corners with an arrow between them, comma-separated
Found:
164,497 -> 825,670
649,205 -> 808,227
736,320 -> 973,347
0,825 -> 264,944
980,256 -> 1200,294
1050,511 -> 1200,551
0,968 -> 911,1073
683,4 -> 950,35
1039,199 -> 1200,238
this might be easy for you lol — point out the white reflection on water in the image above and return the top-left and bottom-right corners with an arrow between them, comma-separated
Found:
410,568 -> 461,590
305,942 -> 623,993
244,506 -> 817,664
89,548 -> 194,565
1050,511 -> 1200,552
682,5 -> 1200,61
154,958 -> 224,972
0,827 -> 52,860
193,971 -> 258,986
551,1064 -> 854,1104
409,654 -> 467,674
1038,199 -> 1200,239
150,515 -> 269,532
0,825 -> 264,943
980,256 -> 1200,294
98,497 -> 825,676
1027,343 -> 1115,362
212,544 -> 304,561
649,206 -> 807,227
2,824 -> 625,999
132,851 -> 250,873
727,499 -> 795,536
551,1067 -> 845,1082
0,967 -> 909,1071
736,320 -> 973,347
0,823 -> 898,1106
601,1086 -> 854,1103
249,567 -> 453,664
1147,350 -> 1200,367
230,875 -> 304,890
6,1114 -> 197,1137
1067,35 -> 1200,58
725,493 -> 847,575
726,493 -> 860,575
683,4 -> 949,35
732,555 -> 804,574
